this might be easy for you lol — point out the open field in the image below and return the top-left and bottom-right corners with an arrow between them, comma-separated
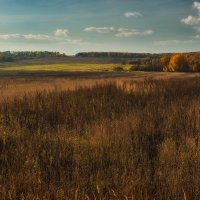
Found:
0,63 -> 125,72
0,56 -> 124,68
0,71 -> 199,101
1,0 -> 199,198
0,74 -> 200,199
0,70 -> 200,200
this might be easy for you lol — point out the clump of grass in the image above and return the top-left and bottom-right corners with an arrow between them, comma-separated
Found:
113,66 -> 124,72
0,78 -> 200,199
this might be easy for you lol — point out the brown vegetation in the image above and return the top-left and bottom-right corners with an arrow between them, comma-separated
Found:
0,72 -> 199,101
76,51 -> 200,72
0,77 -> 200,199
128,52 -> 200,72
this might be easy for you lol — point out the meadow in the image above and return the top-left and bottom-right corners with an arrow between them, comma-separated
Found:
0,63 -> 131,72
0,73 -> 200,200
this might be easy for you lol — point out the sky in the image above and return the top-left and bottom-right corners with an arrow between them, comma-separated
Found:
0,0 -> 199,55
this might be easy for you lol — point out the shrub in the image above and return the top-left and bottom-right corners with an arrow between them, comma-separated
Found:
113,66 -> 124,72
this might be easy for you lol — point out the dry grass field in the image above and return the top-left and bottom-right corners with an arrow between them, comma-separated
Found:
0,71 -> 200,199
1,0 -> 199,198
0,71 -> 199,100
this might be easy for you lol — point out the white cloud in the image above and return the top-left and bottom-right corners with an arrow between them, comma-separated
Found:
0,29 -> 85,45
181,1 -> 200,32
116,31 -> 139,37
84,27 -> 115,33
143,30 -> 154,35
181,15 -> 200,25
124,12 -> 142,18
194,34 -> 200,39
193,1 -> 200,13
0,34 -> 21,40
54,29 -> 69,38
0,33 -> 52,41
23,34 -> 50,40
116,28 -> 153,37
84,26 -> 153,37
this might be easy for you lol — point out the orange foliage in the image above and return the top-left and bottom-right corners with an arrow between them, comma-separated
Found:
165,54 -> 189,72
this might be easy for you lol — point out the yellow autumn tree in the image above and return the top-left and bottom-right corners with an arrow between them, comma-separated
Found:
160,54 -> 171,71
165,54 -> 189,72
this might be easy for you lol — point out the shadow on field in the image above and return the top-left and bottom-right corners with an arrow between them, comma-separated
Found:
0,70 -> 199,80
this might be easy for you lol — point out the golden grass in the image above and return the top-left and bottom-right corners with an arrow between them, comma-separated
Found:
0,63 -> 131,72
0,77 -> 200,199
0,72 -> 199,102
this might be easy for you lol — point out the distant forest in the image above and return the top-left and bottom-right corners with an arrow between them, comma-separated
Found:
0,51 -> 199,72
0,51 -> 67,61
76,52 -> 164,59
77,52 -> 200,72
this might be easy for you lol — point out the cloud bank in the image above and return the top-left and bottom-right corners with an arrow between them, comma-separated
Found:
0,29 -> 83,44
84,26 -> 153,38
54,29 -> 69,38
181,1 -> 200,32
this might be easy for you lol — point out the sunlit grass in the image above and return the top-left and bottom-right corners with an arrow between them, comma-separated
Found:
0,63 -> 131,72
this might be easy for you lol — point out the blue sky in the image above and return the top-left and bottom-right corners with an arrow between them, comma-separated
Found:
0,0 -> 199,54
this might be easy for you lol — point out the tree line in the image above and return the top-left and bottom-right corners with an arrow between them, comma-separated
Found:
77,52 -> 200,72
126,53 -> 200,72
0,51 -> 67,62
76,52 -> 162,59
